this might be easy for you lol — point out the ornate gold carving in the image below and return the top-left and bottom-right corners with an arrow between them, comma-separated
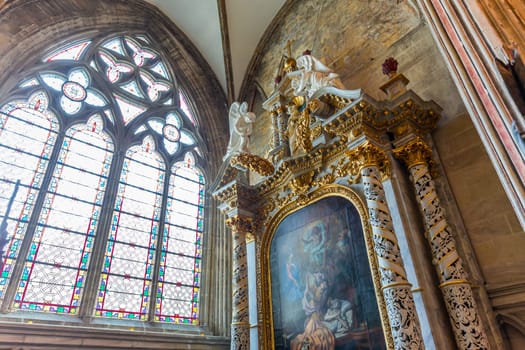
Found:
346,142 -> 391,182
393,137 -> 433,169
230,153 -> 275,177
320,93 -> 352,109
310,124 -> 323,140
226,215 -> 254,234
314,173 -> 336,187
287,105 -> 312,156
270,105 -> 284,117
289,170 -> 315,196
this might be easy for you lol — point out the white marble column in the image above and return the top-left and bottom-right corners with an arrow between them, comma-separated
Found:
351,143 -> 424,349
226,216 -> 251,350
394,139 -> 489,349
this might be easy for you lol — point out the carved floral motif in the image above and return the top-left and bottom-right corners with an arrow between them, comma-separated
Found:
230,153 -> 275,177
361,165 -> 424,349
394,140 -> 489,349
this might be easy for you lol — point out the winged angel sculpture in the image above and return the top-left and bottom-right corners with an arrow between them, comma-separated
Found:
223,101 -> 256,160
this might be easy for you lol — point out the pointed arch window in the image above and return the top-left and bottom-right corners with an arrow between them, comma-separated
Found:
0,34 -> 205,326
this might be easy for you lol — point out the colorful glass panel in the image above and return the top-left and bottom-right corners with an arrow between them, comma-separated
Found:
13,115 -> 113,314
43,40 -> 91,62
114,94 -> 146,125
2,34 -> 205,326
155,156 -> 204,324
19,78 -> 39,88
179,93 -> 196,125
102,37 -> 125,56
96,139 -> 165,320
0,93 -> 58,299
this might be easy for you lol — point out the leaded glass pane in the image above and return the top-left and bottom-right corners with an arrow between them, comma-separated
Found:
120,80 -> 144,99
68,68 -> 90,88
85,89 -> 107,107
114,94 -> 146,124
155,158 -> 203,324
150,62 -> 169,79
41,73 -> 66,91
19,78 -> 39,88
14,116 -> 113,314
125,39 -> 156,66
147,119 -> 164,134
102,37 -> 125,56
166,113 -> 181,128
98,51 -> 134,84
0,93 -> 58,299
139,72 -> 170,102
163,140 -> 179,155
179,129 -> 196,146
2,34 -> 205,326
96,140 -> 165,320
60,95 -> 82,115
43,40 -> 91,62
179,93 -> 196,125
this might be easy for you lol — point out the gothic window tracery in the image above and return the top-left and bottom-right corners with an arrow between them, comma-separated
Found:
0,34 -> 205,326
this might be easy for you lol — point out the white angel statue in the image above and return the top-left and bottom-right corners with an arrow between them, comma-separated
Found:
223,101 -> 256,160
289,53 -> 345,98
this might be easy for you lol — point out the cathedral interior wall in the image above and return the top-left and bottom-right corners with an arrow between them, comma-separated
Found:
244,0 -> 525,347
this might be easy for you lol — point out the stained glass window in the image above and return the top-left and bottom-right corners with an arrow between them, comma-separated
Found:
0,92 -> 58,299
96,137 -> 164,320
0,34 -> 206,325
14,116 -> 113,314
155,153 -> 204,325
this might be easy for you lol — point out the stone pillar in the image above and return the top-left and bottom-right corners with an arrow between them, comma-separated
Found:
270,107 -> 281,148
394,138 -> 489,349
350,143 -> 424,350
226,216 -> 251,350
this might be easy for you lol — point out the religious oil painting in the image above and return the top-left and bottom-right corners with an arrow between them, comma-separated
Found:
270,196 -> 386,350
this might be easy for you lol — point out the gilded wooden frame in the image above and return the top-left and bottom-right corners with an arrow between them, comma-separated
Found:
259,184 -> 393,349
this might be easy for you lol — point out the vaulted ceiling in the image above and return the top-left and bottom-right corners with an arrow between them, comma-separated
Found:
145,0 -> 286,101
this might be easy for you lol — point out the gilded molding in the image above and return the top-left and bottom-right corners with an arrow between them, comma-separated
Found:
288,170 -> 315,195
260,185 -> 394,350
230,153 -> 275,177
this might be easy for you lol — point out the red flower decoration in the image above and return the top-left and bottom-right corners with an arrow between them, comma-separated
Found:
382,57 -> 398,77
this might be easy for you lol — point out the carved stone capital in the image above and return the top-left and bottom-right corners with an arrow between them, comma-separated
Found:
226,216 -> 254,234
346,142 -> 390,181
393,137 -> 433,169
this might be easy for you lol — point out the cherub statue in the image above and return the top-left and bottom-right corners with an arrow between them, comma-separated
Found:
289,52 -> 345,99
223,101 -> 256,160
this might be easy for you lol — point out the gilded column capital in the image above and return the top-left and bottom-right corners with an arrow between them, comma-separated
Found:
226,215 -> 254,234
393,137 -> 433,169
346,142 -> 390,181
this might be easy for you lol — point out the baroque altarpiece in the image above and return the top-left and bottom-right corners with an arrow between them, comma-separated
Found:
214,53 -> 493,350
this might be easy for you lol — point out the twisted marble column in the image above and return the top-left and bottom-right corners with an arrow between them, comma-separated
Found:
226,216 -> 251,350
350,143 -> 424,350
394,139 -> 489,349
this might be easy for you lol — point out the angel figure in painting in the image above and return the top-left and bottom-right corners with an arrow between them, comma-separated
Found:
223,101 -> 256,160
